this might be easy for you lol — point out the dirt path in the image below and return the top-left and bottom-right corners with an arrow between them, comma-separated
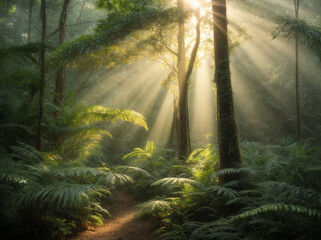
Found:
73,190 -> 155,240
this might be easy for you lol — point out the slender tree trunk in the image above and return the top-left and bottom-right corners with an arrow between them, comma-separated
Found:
54,0 -> 71,107
177,0 -> 189,159
177,3 -> 201,160
27,0 -> 33,43
36,0 -> 47,150
294,0 -> 301,141
167,94 -> 179,148
212,0 -> 241,183
184,8 -> 200,153
76,0 -> 86,23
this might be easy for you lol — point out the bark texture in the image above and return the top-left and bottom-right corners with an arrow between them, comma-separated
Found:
212,0 -> 241,183
294,0 -> 301,141
177,2 -> 201,160
54,0 -> 71,107
36,0 -> 47,150
167,95 -> 179,148
177,0 -> 189,159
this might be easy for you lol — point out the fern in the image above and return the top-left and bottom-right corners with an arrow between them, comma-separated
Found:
12,183 -> 110,209
10,142 -> 43,163
97,172 -> 134,186
232,204 -> 321,221
272,16 -> 321,60
151,177 -> 198,188
51,166 -> 110,178
115,166 -> 154,178
190,221 -> 239,240
74,106 -> 148,130
211,167 -> 252,180
205,185 -> 240,199
136,199 -> 172,216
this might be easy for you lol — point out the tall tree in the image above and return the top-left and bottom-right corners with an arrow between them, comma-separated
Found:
177,0 -> 189,159
212,0 -> 241,183
54,0 -> 71,107
36,0 -> 47,150
177,1 -> 201,159
27,0 -> 34,43
294,0 -> 301,141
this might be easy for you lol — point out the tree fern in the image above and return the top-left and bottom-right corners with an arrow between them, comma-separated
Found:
272,16 -> 321,60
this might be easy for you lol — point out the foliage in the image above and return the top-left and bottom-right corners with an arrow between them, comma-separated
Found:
273,15 -> 321,60
0,146 -> 132,239
51,7 -> 184,66
0,19 -> 148,239
95,0 -> 153,13
137,142 -> 321,240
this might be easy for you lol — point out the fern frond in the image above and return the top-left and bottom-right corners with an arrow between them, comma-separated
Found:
11,142 -> 43,163
205,185 -> 240,199
272,16 -> 321,60
97,172 -> 134,186
87,212 -> 104,226
212,168 -> 251,180
232,204 -> 321,221
90,202 -> 111,217
50,166 -> 110,178
0,123 -> 32,134
190,221 -> 238,240
13,183 -> 110,209
0,42 -> 53,61
122,147 -> 147,159
136,199 -> 172,215
0,158 -> 42,184
74,106 -> 148,130
115,166 -> 154,178
151,177 -> 198,188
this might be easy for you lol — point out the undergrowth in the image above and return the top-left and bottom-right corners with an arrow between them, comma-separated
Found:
130,141 -> 321,240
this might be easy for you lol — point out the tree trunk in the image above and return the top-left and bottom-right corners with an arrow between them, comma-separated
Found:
294,0 -> 301,141
177,0 -> 189,160
27,0 -> 34,43
212,0 -> 241,183
177,3 -> 201,160
184,8 -> 200,153
36,0 -> 47,150
167,94 -> 179,148
54,0 -> 71,107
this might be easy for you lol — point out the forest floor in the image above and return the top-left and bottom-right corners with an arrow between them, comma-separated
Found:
72,189 -> 155,240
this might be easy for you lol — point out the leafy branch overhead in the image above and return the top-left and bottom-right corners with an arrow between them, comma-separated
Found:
73,105 -> 148,130
95,0 -> 153,13
273,16 -> 321,60
51,7 -> 185,66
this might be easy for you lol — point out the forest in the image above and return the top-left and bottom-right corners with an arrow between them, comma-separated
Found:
0,0 -> 321,239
